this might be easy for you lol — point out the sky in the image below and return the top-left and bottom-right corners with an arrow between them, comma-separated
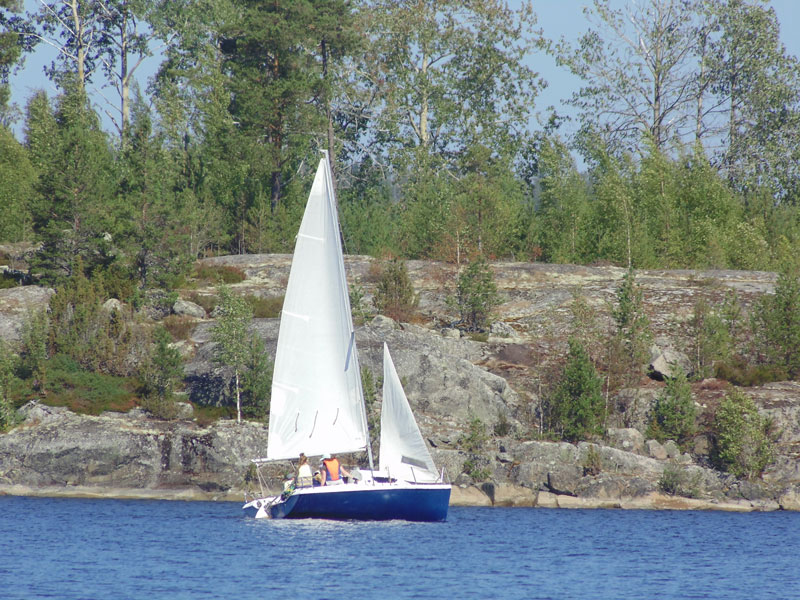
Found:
8,0 -> 800,141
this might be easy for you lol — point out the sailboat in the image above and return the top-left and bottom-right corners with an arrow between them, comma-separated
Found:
242,154 -> 450,521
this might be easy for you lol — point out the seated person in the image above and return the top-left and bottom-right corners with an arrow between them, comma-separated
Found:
320,454 -> 351,485
296,453 -> 313,488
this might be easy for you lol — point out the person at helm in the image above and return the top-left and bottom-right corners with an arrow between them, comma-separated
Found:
320,454 -> 350,485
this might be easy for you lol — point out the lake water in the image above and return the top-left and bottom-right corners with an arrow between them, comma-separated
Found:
1,496 -> 798,600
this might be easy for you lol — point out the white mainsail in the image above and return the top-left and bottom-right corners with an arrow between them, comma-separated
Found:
266,156 -> 369,460
380,343 -> 439,482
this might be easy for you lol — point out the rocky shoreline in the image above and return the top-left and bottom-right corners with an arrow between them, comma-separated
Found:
2,255 -> 799,512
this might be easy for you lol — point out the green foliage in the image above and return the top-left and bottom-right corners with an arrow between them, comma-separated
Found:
659,463 -> 702,498
43,354 -> 137,416
582,444 -> 603,476
185,292 -> 219,316
752,269 -> 800,379
689,294 -> 739,380
211,287 -> 252,370
647,370 -> 696,445
28,83 -> 117,285
0,125 -> 35,243
459,414 -> 489,453
19,309 -> 49,391
211,286 -> 256,421
139,326 -> 183,410
449,257 -> 500,332
117,96 -> 193,291
528,133 -> 592,264
712,389 -> 775,480
47,267 -> 135,377
361,365 -> 380,453
243,294 -> 283,319
239,335 -> 272,421
493,410 -> 512,437
714,360 -> 788,387
161,315 -> 196,342
461,457 -> 491,482
0,340 -> 20,431
547,338 -> 605,442
373,259 -> 417,322
610,268 -> 652,387
349,283 -> 370,325
192,263 -> 246,285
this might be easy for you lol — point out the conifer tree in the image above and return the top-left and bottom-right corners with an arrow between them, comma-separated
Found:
548,338 -> 605,442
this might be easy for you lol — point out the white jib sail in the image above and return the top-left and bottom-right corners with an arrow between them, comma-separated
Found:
380,343 -> 439,482
266,156 -> 368,460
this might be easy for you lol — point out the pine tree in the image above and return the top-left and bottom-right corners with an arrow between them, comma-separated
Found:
548,338 -> 605,442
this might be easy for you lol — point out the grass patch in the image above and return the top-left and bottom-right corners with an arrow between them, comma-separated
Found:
244,295 -> 283,318
192,403 -> 236,426
715,359 -> 788,386
185,291 -> 219,315
0,271 -> 20,289
162,315 -> 196,341
192,263 -> 246,285
468,332 -> 490,343
41,354 -> 138,415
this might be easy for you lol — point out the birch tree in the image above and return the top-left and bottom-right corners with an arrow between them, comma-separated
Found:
357,0 -> 544,173
557,0 -> 700,155
211,286 -> 252,423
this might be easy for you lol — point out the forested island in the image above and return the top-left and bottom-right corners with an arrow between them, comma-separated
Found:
0,1 -> 799,508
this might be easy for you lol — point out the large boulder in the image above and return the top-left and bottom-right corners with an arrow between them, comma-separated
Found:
648,344 -> 692,380
173,298 -> 207,319
0,286 -> 54,343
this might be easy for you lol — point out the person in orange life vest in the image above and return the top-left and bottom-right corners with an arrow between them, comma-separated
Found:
321,454 -> 350,485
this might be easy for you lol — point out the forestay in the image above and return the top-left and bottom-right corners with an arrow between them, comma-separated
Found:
380,343 -> 439,481
266,157 -> 369,460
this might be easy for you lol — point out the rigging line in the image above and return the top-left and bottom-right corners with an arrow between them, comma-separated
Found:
333,407 -> 339,426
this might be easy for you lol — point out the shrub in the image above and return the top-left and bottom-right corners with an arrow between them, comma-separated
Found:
609,268 -> 652,387
244,294 -> 283,319
462,457 -> 491,481
689,295 -> 738,379
186,291 -> 218,315
0,271 -> 20,289
47,269 -> 135,376
192,263 -> 246,285
162,315 -> 196,341
582,444 -> 603,476
714,360 -> 788,387
711,389 -> 775,480
373,259 -> 417,322
239,335 -> 272,420
349,283 -> 370,324
751,269 -> 800,378
449,257 -> 500,332
547,338 -> 605,442
139,327 -> 183,405
459,414 -> 489,452
361,365 -> 380,447
0,341 -> 20,430
493,410 -> 512,437
647,369 -> 696,445
44,354 -> 137,415
659,462 -> 702,498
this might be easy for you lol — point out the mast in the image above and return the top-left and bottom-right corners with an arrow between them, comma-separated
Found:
322,151 -> 375,472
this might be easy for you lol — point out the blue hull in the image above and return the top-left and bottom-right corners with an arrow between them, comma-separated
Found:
269,485 -> 451,522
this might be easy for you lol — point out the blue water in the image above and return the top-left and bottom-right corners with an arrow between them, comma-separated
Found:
1,497 -> 798,600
